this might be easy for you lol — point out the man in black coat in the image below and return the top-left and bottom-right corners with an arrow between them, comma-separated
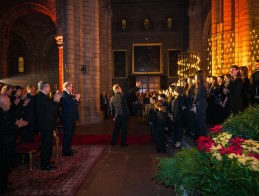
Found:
20,84 -> 36,142
60,82 -> 80,156
111,81 -> 141,147
250,60 -> 259,105
100,90 -> 109,119
34,81 -> 61,170
0,95 -> 28,193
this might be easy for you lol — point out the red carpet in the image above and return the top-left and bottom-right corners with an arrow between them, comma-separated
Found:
72,135 -> 152,145
8,146 -> 105,195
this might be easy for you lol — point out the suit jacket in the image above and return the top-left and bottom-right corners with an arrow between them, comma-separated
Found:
23,92 -> 35,124
100,95 -> 108,108
229,77 -> 244,114
172,95 -> 184,124
60,91 -> 79,122
34,91 -> 59,132
0,108 -> 18,153
194,85 -> 208,114
111,86 -> 139,117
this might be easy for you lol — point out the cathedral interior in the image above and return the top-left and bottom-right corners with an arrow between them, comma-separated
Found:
0,0 -> 258,124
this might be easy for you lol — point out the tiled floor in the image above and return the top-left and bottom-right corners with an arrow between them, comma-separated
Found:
75,116 -> 176,196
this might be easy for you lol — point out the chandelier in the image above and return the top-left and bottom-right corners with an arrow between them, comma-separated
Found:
177,50 -> 200,79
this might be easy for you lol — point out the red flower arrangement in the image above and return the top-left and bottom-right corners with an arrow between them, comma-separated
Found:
196,136 -> 215,152
196,125 -> 259,171
209,124 -> 223,134
220,145 -> 243,156
248,153 -> 259,160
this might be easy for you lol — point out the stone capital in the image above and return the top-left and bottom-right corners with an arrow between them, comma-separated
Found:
55,35 -> 63,48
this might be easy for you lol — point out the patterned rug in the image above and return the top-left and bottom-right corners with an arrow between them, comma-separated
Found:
8,146 -> 105,195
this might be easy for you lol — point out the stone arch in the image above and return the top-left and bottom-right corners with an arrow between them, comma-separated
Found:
1,2 -> 56,38
0,2 -> 57,79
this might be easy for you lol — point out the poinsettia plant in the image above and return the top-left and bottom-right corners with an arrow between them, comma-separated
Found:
156,107 -> 259,195
196,125 -> 259,171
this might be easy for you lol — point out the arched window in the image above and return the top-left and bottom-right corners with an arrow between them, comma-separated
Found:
144,18 -> 150,30
167,17 -> 173,30
121,19 -> 127,31
18,57 -> 24,72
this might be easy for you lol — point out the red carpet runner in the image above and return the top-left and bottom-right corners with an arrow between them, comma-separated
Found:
72,135 -> 152,145
9,146 -> 105,195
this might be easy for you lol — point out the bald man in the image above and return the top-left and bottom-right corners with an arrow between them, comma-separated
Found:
0,95 -> 28,193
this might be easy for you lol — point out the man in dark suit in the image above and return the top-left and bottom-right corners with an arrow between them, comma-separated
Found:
111,81 -> 141,147
0,95 -> 28,193
20,84 -> 36,142
34,81 -> 61,170
60,82 -> 80,156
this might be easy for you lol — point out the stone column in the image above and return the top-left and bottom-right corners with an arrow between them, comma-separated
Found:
64,0 -> 75,83
89,0 -> 102,123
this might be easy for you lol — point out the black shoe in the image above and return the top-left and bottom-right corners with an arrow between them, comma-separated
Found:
120,143 -> 128,147
156,148 -> 166,153
70,149 -> 77,153
41,165 -> 57,171
49,161 -> 56,165
111,142 -> 117,146
62,151 -> 74,156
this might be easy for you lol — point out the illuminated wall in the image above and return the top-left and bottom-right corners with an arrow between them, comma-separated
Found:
210,0 -> 258,76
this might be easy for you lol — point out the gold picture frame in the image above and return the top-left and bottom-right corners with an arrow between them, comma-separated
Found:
113,50 -> 127,78
132,43 -> 162,74
168,49 -> 181,78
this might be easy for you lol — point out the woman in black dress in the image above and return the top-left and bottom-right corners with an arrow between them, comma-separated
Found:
229,65 -> 244,115
193,70 -> 208,138
240,66 -> 250,109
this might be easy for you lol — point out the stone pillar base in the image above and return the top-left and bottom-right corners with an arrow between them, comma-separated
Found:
77,111 -> 103,125
90,111 -> 103,124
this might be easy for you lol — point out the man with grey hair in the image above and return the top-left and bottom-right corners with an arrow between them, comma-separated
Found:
0,95 -> 28,193
60,81 -> 80,156
111,81 -> 141,147
34,81 -> 61,170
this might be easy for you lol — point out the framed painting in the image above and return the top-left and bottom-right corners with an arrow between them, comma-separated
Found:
168,49 -> 181,78
132,43 -> 162,74
113,50 -> 127,78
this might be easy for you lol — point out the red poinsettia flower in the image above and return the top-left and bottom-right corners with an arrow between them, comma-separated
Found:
229,137 -> 246,147
196,136 -> 216,152
220,145 -> 243,155
209,125 -> 223,134
248,153 -> 259,160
